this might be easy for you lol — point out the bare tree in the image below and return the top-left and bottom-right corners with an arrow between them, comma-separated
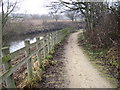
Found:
0,0 -> 19,63
65,10 -> 80,22
65,11 -> 75,21
47,2 -> 62,22
1,0 -> 19,29
0,1 -> 2,64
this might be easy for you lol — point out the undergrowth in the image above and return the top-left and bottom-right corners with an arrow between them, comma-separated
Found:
20,28 -> 71,88
78,31 -> 119,88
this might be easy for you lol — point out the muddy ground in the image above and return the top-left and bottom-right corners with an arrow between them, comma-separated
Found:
37,36 -> 69,88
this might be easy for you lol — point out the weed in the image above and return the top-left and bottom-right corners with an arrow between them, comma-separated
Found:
78,32 -> 119,87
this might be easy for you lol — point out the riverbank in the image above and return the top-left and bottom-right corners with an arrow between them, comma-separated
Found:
3,20 -> 83,46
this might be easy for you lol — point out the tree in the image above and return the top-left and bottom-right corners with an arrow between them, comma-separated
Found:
60,1 -> 120,85
59,0 -> 120,47
65,11 -> 76,21
60,1 -> 111,30
1,0 -> 19,29
0,2 -> 2,64
31,14 -> 41,20
0,0 -> 19,64
65,9 -> 80,22
47,2 -> 62,22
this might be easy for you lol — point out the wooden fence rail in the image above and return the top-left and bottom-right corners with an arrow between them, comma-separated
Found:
0,28 -> 70,88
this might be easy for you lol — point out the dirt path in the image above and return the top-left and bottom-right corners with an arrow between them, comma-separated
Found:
39,31 -> 114,88
63,31 -> 113,88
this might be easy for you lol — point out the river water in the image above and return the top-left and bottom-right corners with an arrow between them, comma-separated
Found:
5,32 -> 49,53
9,37 -> 43,53
4,31 -> 53,53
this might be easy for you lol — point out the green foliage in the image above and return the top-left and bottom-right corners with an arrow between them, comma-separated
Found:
62,28 -> 71,34
45,55 -> 53,59
18,68 -> 42,88
49,49 -> 55,55
23,73 -> 42,88
41,59 -> 49,70
49,60 -> 57,65
2,54 -> 11,62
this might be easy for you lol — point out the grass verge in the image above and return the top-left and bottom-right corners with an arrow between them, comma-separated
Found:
78,31 -> 119,88
19,28 -> 71,88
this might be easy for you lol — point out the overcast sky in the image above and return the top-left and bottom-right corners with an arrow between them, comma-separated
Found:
16,0 -> 59,15
16,0 -> 118,15
2,0 -> 118,15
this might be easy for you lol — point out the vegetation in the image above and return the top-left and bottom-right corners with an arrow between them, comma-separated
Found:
46,2 -> 62,22
1,0 -> 19,29
1,0 -> 119,88
78,32 -> 119,87
65,10 -> 78,21
58,0 -> 120,87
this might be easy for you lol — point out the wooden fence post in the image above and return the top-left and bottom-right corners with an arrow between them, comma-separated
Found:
2,47 -> 16,88
52,32 -> 55,47
49,33 -> 52,51
55,31 -> 57,45
51,33 -> 53,50
58,31 -> 60,43
0,21 -> 2,66
47,33 -> 50,54
55,31 -> 57,44
59,31 -> 62,42
36,37 -> 42,67
43,37 -> 46,58
50,32 -> 53,49
25,40 -> 33,79
56,31 -> 59,44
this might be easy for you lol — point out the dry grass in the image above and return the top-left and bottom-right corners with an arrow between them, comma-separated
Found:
3,19 -> 72,34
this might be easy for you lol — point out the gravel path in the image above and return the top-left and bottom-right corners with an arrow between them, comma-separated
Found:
63,31 -> 113,88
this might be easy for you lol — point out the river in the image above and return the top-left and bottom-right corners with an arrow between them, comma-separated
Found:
4,32 -> 49,53
9,37 -> 43,53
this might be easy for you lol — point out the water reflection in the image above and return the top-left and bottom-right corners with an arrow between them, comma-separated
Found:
10,37 -> 43,53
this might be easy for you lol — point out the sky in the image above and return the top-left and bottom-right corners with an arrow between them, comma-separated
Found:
2,0 -> 119,15
16,0 -> 59,15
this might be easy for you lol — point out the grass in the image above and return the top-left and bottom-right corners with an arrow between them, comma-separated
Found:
78,31 -> 119,87
17,68 -> 42,88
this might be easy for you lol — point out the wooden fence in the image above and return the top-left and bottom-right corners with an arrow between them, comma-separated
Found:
0,28 -> 70,88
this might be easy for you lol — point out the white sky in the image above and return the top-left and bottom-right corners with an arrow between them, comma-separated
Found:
16,0 -> 59,15
3,0 -> 119,15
